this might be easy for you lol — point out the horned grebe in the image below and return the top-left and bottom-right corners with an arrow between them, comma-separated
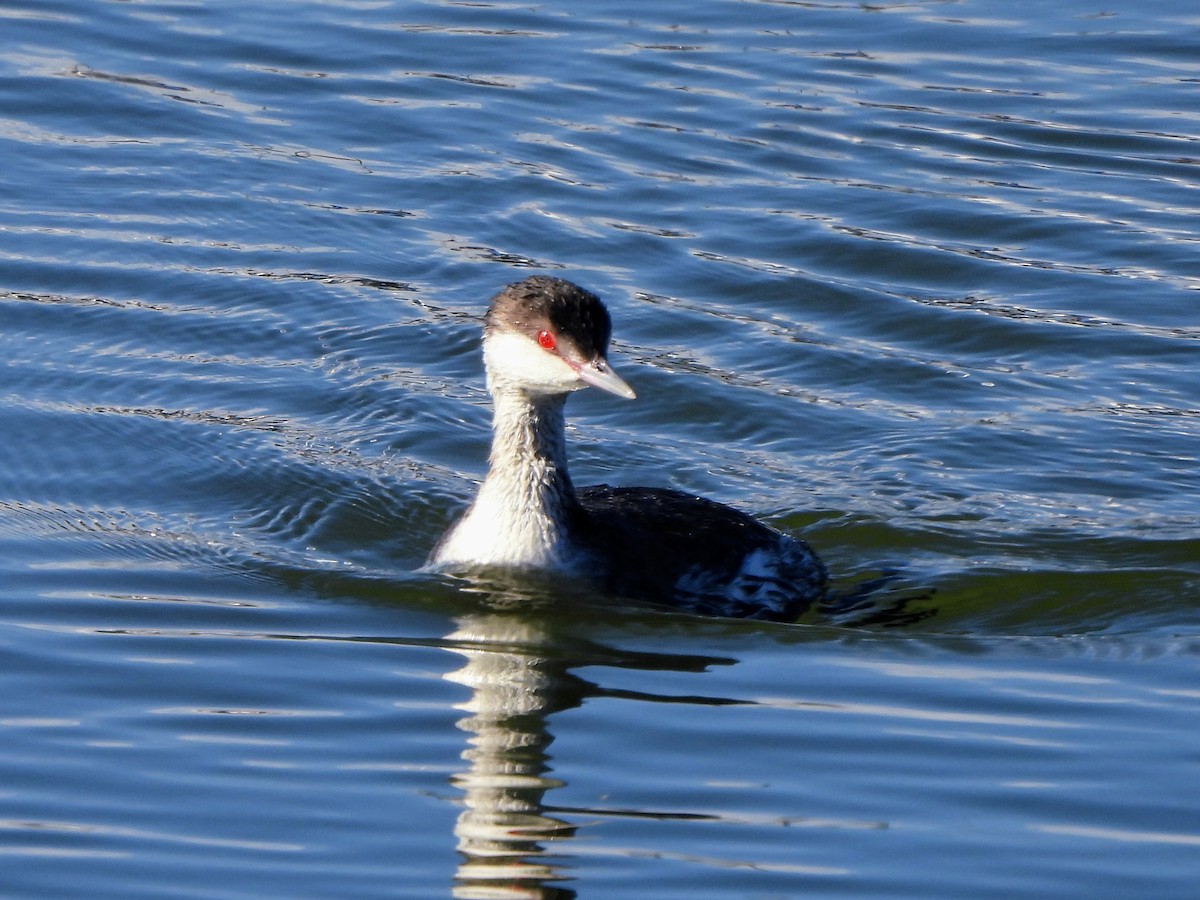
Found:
428,276 -> 827,621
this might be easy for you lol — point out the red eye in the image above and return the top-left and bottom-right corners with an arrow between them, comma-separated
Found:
536,330 -> 556,350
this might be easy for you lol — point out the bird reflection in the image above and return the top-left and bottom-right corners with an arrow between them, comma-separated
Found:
445,612 -> 583,899
442,599 -> 736,899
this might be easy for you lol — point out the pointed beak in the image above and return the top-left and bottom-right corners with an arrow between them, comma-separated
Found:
572,357 -> 636,400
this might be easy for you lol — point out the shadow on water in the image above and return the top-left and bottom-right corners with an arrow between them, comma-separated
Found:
818,569 -> 937,629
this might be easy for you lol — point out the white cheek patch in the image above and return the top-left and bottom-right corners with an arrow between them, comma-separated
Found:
484,331 -> 583,394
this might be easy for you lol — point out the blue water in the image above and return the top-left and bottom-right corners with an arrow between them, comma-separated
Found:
2,0 -> 1199,897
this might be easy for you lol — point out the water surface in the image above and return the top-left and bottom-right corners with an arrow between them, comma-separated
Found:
1,1 -> 1198,897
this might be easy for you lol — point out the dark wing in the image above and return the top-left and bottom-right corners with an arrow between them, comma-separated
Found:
577,485 -> 826,621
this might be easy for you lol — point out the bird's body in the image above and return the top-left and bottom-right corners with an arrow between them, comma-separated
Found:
428,276 -> 827,621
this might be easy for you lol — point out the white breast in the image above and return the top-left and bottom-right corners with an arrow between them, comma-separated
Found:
427,481 -> 577,572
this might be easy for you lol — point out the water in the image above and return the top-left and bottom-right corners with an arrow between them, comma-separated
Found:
2,0 -> 1198,896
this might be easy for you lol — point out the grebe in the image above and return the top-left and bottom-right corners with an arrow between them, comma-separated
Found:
428,276 -> 827,621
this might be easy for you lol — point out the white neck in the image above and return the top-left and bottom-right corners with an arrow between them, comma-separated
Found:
429,387 -> 580,570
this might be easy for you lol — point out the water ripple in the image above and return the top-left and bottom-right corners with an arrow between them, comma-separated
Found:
2,3 -> 1200,896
